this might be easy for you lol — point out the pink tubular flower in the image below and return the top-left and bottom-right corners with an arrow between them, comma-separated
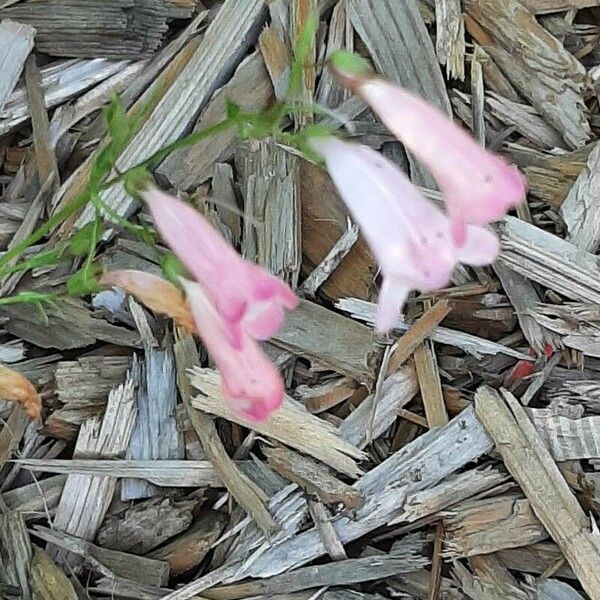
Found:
181,278 -> 284,421
309,136 -> 499,332
331,53 -> 526,245
142,186 -> 298,348
100,270 -> 284,421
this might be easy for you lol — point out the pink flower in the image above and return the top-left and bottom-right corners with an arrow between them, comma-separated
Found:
309,136 -> 499,332
142,186 -> 298,348
181,278 -> 284,421
331,56 -> 526,245
100,270 -> 284,421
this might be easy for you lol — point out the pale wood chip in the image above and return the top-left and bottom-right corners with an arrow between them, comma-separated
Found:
189,368 -> 366,478
560,140 -> 600,253
0,19 -> 34,113
475,386 -> 600,599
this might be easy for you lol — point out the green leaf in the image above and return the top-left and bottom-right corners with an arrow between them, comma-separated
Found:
104,93 -> 131,154
225,99 -> 242,121
66,265 -> 102,296
67,222 -> 99,257
329,50 -> 371,78
123,166 -> 151,198
161,252 -> 186,285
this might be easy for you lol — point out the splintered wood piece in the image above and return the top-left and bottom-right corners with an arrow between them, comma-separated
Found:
338,366 -> 419,449
435,0 -> 465,80
475,386 -> 600,599
290,0 -> 316,127
259,25 -> 290,100
189,368 -> 366,478
49,356 -> 132,432
414,338 -> 448,428
264,445 -> 363,508
336,297 -> 531,360
499,216 -> 600,305
97,495 -> 195,555
30,546 -> 78,600
464,0 -> 590,148
73,0 -> 267,228
315,0 -> 353,108
453,557 -> 528,600
296,377 -> 359,414
0,405 -> 30,470
24,53 -> 59,189
443,494 -> 548,557
174,333 -> 278,534
122,345 -> 183,500
0,0 -> 168,58
308,500 -> 348,560
149,511 -> 227,576
348,0 -> 450,186
204,552 -> 429,599
3,474 -> 65,519
273,299 -> 381,383
522,0 -> 600,13
387,300 -> 451,374
0,19 -> 35,113
496,542 -> 575,580
299,223 -> 359,298
50,371 -> 137,568
211,162 -> 241,244
158,50 -> 274,189
560,141 -> 600,253
528,410 -> 600,461
396,466 -> 509,524
0,512 -> 33,599
237,139 -> 301,286
493,263 -> 559,354
0,297 -> 141,351
32,525 -> 170,587
300,161 -> 375,301
0,58 -> 130,137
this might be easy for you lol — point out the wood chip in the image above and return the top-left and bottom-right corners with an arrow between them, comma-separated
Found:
189,368 -> 366,478
0,19 -> 35,114
475,386 -> 600,599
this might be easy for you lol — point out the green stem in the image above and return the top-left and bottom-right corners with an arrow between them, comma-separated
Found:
102,118 -> 235,191
0,192 -> 89,270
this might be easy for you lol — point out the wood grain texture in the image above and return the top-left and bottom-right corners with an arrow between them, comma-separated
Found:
0,19 -> 35,113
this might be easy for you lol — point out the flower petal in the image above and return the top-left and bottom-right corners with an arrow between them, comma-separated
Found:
309,136 -> 456,290
143,186 -> 297,342
100,270 -> 196,333
181,279 -> 284,421
0,365 -> 41,419
375,277 -> 409,333
456,226 -> 500,266
348,78 -> 526,234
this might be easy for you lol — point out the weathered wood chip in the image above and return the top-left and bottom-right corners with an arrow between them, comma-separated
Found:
464,0 -> 590,148
560,140 -> 600,253
475,386 -> 600,600
264,445 -> 363,508
0,19 -> 35,114
189,368 -> 366,478
272,299 -> 381,383
499,216 -> 600,305
443,494 -> 548,557
50,371 -> 137,568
